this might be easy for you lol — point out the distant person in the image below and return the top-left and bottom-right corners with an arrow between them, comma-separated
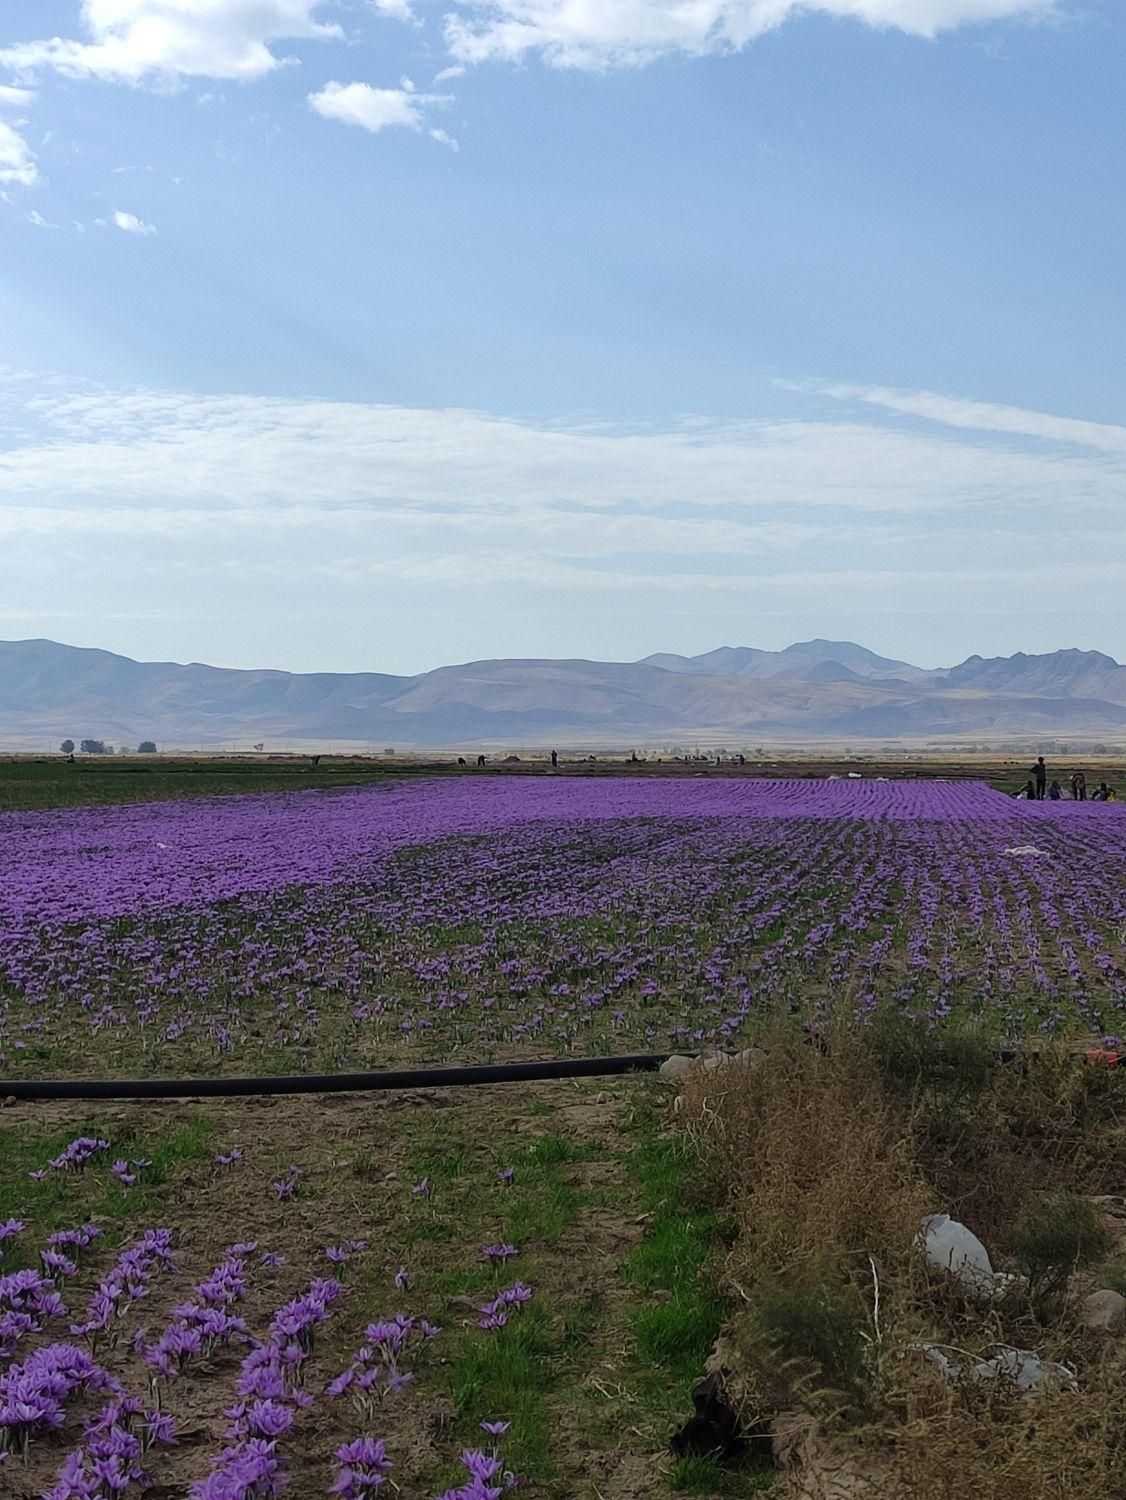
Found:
1048,780 -> 1062,800
1108,786 -> 1119,803
1076,771 -> 1087,801
1014,779 -> 1036,800
457,756 -> 466,766
1092,782 -> 1112,802
1033,756 -> 1047,800
476,754 -> 486,767
550,749 -> 558,768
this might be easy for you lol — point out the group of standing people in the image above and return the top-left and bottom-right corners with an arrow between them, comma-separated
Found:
1016,757 -> 1117,802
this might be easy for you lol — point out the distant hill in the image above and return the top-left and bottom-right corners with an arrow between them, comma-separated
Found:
2,637 -> 1125,749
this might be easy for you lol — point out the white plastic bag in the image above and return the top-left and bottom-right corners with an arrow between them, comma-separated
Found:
920,1214 -> 1009,1301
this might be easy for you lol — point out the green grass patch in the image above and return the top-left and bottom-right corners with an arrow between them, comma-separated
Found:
620,1102 -> 728,1381
666,1454 -> 775,1494
0,1116 -> 216,1258
446,1307 -> 561,1483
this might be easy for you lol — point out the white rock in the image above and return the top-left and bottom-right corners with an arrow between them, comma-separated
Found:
1082,1288 -> 1126,1335
658,1054 -> 696,1082
735,1046 -> 769,1069
701,1051 -> 735,1071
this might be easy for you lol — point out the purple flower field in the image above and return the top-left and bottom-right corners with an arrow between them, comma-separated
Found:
3,774 -> 1126,1496
2,776 -> 1125,1076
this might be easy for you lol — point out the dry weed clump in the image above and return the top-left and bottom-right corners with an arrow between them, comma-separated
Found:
676,1020 -> 1126,1499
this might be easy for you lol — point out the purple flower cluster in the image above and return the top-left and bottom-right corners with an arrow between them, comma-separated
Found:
37,1138 -> 110,1177
0,1266 -> 68,1359
326,1313 -> 440,1414
0,1342 -> 117,1457
435,1430 -> 519,1500
70,1228 -> 176,1343
477,1283 -> 533,1333
45,1393 -> 177,1499
191,1277 -> 346,1499
146,1252 -> 253,1379
332,1436 -> 393,1497
111,1157 -> 150,1189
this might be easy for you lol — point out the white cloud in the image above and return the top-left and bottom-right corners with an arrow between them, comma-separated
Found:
372,0 -> 416,17
428,126 -> 460,150
0,120 -> 38,187
27,209 -> 56,228
309,80 -> 450,135
0,0 -> 343,86
445,0 -> 1058,68
810,380 -> 1126,456
0,84 -> 36,107
2,374 -> 1123,668
1,376 -> 1122,524
113,209 -> 158,234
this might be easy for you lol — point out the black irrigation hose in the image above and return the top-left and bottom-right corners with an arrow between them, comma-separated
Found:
3,1043 -> 1116,1103
0,1053 -> 671,1102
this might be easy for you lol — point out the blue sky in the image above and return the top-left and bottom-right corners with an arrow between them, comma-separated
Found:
0,1 -> 1123,675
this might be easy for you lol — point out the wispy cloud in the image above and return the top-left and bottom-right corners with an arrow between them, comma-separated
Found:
1,372 -> 1120,664
806,380 -> 1126,456
0,84 -> 36,107
445,0 -> 1060,69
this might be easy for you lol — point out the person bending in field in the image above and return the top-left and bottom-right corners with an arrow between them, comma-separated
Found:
1014,779 -> 1036,800
1048,780 -> 1063,800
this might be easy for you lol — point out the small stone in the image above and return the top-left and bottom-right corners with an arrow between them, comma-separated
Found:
735,1047 -> 768,1069
1082,1289 -> 1126,1335
659,1054 -> 695,1082
448,1295 -> 477,1311
701,1052 -> 735,1071
2,1096 -> 17,1108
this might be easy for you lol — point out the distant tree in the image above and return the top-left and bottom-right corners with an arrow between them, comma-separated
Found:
79,739 -> 108,755
60,739 -> 75,754
137,740 -> 157,754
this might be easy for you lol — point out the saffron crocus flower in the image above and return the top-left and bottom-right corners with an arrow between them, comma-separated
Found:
393,1266 -> 411,1291
332,1436 -> 392,1497
480,1244 -> 518,1262
410,1178 -> 430,1198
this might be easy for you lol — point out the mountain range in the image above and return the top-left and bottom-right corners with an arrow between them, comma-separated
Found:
3,638 -> 1126,750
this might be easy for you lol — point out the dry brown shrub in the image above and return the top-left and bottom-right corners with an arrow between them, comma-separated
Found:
682,1027 -> 930,1284
880,1347 -> 1126,1499
675,1024 -> 1126,1499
